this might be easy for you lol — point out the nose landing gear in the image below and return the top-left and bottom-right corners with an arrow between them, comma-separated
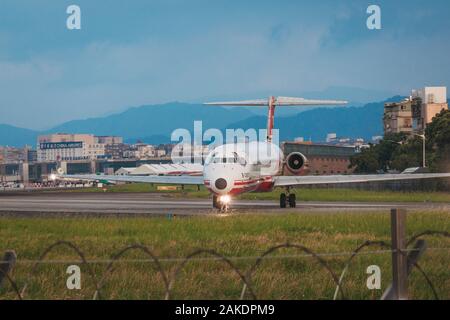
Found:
212,194 -> 230,213
280,190 -> 296,208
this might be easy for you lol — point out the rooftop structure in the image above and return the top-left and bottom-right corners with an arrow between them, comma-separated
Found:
37,133 -> 123,162
384,86 -> 448,135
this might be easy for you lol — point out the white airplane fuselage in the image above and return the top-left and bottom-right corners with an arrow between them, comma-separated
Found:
203,141 -> 283,196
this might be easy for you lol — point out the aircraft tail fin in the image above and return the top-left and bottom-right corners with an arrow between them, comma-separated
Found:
204,96 -> 347,142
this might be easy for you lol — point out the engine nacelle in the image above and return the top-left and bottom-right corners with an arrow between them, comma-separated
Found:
283,152 -> 309,175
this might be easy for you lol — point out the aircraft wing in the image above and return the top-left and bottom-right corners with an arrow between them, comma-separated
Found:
58,174 -> 204,185
273,173 -> 450,187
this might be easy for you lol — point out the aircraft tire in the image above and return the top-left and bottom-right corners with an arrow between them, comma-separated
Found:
280,193 -> 287,208
213,195 -> 219,209
288,193 -> 296,208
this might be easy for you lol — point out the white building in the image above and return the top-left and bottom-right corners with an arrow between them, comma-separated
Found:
115,167 -> 136,175
326,133 -> 337,143
37,134 -> 122,162
122,144 -> 168,159
411,86 -> 448,131
135,144 -> 156,158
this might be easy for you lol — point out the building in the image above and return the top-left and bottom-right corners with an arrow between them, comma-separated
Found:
326,133 -> 337,143
156,149 -> 167,157
135,144 -> 156,158
282,141 -> 356,175
411,87 -> 448,131
384,86 -> 448,135
322,134 -> 367,148
115,167 -> 136,175
0,146 -> 35,164
105,143 -> 131,159
96,136 -> 123,145
383,99 -> 415,135
37,134 -> 123,162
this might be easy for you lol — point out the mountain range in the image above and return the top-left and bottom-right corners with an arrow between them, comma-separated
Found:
0,96 -> 408,147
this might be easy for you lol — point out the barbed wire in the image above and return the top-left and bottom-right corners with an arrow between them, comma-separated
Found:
19,240 -> 100,299
93,244 -> 169,300
240,243 -> 346,300
0,230 -> 448,300
333,240 -> 390,300
407,230 -> 450,247
3,247 -> 449,265
0,269 -> 22,300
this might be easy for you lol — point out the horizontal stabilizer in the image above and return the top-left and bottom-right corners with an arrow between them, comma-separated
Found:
204,96 -> 347,107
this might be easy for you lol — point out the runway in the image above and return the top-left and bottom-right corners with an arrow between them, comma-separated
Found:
0,192 -> 449,216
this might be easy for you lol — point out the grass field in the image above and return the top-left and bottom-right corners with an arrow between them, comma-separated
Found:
0,211 -> 449,300
71,182 -> 450,203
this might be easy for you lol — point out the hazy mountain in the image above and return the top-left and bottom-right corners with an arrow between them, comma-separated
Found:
0,96 -> 419,147
47,102 -> 256,143
0,124 -> 38,147
301,86 -> 398,106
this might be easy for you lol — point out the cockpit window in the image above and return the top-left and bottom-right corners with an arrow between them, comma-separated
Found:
205,151 -> 247,165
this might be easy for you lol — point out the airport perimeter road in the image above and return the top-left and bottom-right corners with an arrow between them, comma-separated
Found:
0,192 -> 449,216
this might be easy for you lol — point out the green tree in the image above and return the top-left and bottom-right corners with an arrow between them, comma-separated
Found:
377,132 -> 408,170
425,109 -> 450,172
350,110 -> 449,173
349,146 -> 380,173
349,133 -> 406,173
390,137 -> 422,171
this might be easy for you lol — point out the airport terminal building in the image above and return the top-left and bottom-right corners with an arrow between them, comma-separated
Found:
37,134 -> 123,162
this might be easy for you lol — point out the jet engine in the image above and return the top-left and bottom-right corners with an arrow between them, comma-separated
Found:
283,152 -> 309,175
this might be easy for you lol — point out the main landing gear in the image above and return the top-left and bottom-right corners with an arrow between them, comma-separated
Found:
279,189 -> 296,208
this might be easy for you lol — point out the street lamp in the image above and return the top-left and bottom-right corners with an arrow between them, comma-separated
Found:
414,133 -> 426,168
383,137 -> 426,168
384,140 -> 403,145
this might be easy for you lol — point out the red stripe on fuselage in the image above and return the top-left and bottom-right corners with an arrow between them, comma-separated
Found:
233,179 -> 259,186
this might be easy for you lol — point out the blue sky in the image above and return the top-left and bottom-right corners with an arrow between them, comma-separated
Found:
1,0 -> 449,129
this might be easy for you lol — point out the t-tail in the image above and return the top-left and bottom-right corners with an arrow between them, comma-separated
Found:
204,96 -> 347,142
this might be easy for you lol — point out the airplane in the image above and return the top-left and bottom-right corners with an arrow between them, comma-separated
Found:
53,96 -> 450,212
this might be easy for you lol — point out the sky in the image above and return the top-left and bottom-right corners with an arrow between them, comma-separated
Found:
0,0 -> 449,129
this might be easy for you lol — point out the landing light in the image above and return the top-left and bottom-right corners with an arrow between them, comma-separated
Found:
219,195 -> 231,204
49,174 -> 57,181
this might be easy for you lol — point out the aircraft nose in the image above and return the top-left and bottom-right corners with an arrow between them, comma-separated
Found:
214,178 -> 227,190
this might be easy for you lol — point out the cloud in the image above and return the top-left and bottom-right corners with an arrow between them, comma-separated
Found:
0,0 -> 449,129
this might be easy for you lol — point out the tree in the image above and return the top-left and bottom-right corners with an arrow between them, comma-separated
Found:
377,132 -> 408,170
425,109 -> 450,172
349,146 -> 380,173
390,138 -> 422,171
349,109 -> 449,173
349,133 -> 406,173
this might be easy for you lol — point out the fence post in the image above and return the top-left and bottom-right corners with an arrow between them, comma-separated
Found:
0,250 -> 17,288
390,208 -> 408,300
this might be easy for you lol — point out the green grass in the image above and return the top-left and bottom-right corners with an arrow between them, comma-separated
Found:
70,183 -> 450,203
0,211 -> 449,300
